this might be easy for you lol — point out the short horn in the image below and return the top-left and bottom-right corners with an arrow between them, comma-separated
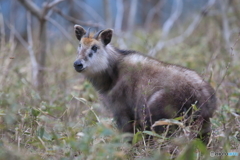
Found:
86,28 -> 91,38
94,30 -> 104,39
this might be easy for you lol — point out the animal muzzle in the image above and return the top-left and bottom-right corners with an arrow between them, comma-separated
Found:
74,60 -> 85,72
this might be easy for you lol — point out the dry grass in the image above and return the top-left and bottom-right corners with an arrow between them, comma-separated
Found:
0,19 -> 240,159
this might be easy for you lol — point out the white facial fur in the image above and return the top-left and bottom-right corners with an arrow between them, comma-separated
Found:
76,43 -> 109,75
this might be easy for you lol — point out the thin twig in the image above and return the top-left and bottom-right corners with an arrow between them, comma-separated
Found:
72,94 -> 101,123
53,8 -> 104,28
38,136 -> 48,151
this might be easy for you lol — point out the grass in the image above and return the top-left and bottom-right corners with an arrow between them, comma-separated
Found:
0,19 -> 240,159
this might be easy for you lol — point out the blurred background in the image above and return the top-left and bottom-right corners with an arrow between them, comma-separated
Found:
1,0 -> 212,33
0,0 -> 240,159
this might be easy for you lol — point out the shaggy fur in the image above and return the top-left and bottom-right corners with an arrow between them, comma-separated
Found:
73,25 -> 217,142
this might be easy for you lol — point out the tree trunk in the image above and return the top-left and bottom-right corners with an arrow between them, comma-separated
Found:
103,0 -> 112,27
37,19 -> 47,90
127,0 -> 138,33
115,0 -> 124,32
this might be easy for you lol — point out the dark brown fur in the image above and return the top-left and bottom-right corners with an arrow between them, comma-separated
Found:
73,25 -> 217,143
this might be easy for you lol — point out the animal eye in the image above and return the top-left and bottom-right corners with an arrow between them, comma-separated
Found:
89,52 -> 93,58
91,45 -> 98,52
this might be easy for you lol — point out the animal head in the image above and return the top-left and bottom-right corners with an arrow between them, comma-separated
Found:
73,25 -> 113,75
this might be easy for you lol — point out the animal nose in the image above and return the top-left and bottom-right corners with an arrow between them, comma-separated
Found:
74,60 -> 84,72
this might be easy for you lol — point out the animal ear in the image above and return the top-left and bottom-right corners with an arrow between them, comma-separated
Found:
99,29 -> 113,46
74,25 -> 86,41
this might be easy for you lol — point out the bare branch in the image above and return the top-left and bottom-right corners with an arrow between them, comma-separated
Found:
4,20 -> 28,49
149,0 -> 216,56
46,17 -> 76,45
161,0 -> 183,39
47,0 -> 65,9
74,0 -> 105,25
17,0 -> 41,19
53,8 -> 104,28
